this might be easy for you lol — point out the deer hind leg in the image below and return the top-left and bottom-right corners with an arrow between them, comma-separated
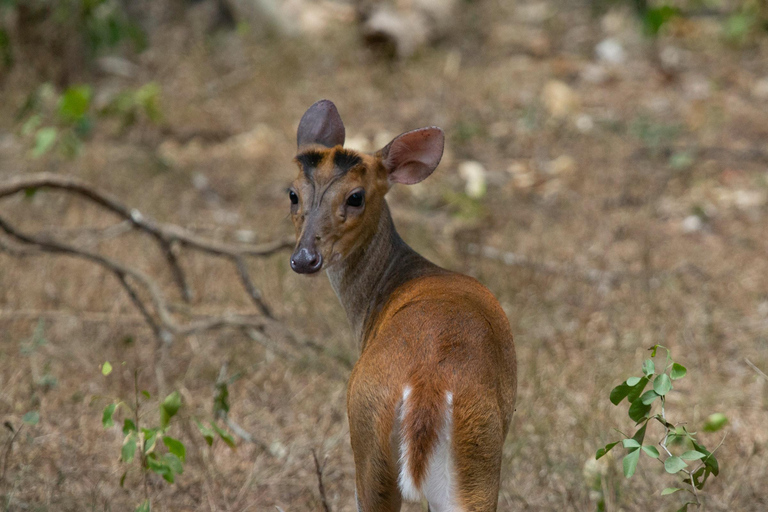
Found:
451,396 -> 506,512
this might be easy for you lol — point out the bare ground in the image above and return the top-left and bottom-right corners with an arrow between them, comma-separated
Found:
1,1 -> 768,510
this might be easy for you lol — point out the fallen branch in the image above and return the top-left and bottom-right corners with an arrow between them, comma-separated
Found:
0,173 -> 297,347
0,173 -> 293,316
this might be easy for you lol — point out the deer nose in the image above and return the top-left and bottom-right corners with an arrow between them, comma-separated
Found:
290,247 -> 323,274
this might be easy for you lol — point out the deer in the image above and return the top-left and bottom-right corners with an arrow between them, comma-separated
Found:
287,100 -> 517,512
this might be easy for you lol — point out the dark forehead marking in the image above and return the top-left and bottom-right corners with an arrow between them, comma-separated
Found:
333,149 -> 362,175
296,150 -> 326,178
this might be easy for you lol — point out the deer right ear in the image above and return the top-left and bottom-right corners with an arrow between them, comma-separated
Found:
297,100 -> 346,149
380,127 -> 444,185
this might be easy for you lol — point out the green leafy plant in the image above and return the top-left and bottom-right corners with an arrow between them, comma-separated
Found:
17,82 -> 161,158
99,362 -> 235,511
596,345 -> 725,511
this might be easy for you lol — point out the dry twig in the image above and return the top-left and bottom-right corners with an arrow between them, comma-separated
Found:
312,449 -> 332,512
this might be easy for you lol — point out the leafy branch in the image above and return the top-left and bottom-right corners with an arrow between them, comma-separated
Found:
596,345 -> 725,511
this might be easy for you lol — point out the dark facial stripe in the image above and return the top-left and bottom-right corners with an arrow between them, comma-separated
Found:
333,149 -> 362,175
296,150 -> 326,177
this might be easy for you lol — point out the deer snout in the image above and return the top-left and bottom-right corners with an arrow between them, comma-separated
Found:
291,246 -> 323,274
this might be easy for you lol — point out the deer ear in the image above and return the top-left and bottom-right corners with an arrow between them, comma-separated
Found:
380,127 -> 444,185
297,100 -> 345,149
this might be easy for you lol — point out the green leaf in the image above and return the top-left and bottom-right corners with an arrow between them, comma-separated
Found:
141,390 -> 151,399
623,448 -> 640,478
596,441 -> 619,460
210,422 -> 236,450
642,445 -> 660,458
644,5 -> 680,36
146,455 -> 173,483
626,377 -> 641,386
102,403 -> 117,428
101,361 -> 113,376
195,419 -> 215,446
32,127 -> 57,158
650,345 -> 658,358
135,499 -> 150,512
160,391 -> 181,429
162,436 -> 186,463
642,359 -> 655,376
631,422 -> 647,445
676,503 -> 692,512
692,440 -> 719,476
22,411 -> 40,425
653,373 -> 672,396
122,434 -> 137,463
610,383 -> 632,405
622,439 -> 641,449
670,363 -> 687,380
58,85 -> 92,122
703,413 -> 728,432
681,450 -> 706,461
143,428 -> 158,454
214,381 -> 230,416
628,399 -> 652,423
119,471 -> 127,487
162,452 -> 183,476
627,376 -> 649,403
661,487 -> 682,496
21,114 -> 41,136
639,389 -> 659,405
664,456 -> 687,474
122,418 -> 137,435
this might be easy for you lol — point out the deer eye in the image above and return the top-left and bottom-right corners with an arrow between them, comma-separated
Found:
289,190 -> 299,205
346,190 -> 364,208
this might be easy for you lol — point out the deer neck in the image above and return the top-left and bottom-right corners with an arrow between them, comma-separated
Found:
326,202 -> 441,347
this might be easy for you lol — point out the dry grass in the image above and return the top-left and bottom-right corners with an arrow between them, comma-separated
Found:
1,1 -> 768,510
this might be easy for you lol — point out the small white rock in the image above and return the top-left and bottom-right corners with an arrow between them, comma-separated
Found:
575,114 -> 594,133
458,161 -> 487,198
595,38 -> 625,65
682,215 -> 703,233
541,80 -> 578,119
752,77 -> 768,100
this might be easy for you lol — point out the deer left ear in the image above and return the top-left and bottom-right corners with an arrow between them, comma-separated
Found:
297,100 -> 346,149
380,127 -> 444,185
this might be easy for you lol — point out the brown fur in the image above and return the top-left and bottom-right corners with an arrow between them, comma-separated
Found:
289,110 -> 517,511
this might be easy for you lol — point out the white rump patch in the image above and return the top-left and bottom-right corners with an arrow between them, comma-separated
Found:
397,387 -> 460,512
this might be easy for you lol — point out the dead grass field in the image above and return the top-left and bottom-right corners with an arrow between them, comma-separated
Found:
1,1 -> 768,510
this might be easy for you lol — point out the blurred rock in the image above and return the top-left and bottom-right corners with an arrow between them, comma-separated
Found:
595,38 -> 625,65
96,56 -> 138,78
508,161 -> 536,189
682,215 -> 702,233
362,0 -> 457,58
752,77 -> 768,101
458,161 -> 487,198
546,155 -> 576,176
541,80 -> 579,119
659,45 -> 687,73
490,24 -> 551,58
580,64 -> 610,85
683,75 -> 711,101
224,0 -> 294,35
516,2 -> 551,24
575,114 -> 594,133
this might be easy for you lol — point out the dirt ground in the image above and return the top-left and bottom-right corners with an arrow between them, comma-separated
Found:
1,0 -> 768,510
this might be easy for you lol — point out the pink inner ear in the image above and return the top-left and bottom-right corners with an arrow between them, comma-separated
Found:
383,127 -> 444,185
